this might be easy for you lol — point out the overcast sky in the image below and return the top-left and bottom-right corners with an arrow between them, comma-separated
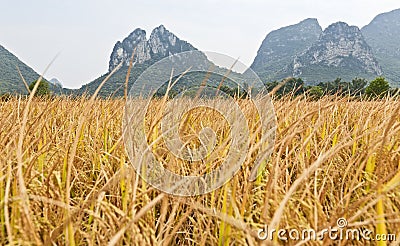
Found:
0,0 -> 399,88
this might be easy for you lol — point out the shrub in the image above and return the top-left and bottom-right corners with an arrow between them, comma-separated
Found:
307,86 -> 324,100
365,77 -> 390,98
29,79 -> 50,96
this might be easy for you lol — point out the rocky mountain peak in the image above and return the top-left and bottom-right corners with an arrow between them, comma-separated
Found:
151,24 -> 167,35
148,25 -> 178,55
298,18 -> 320,27
49,78 -> 62,87
292,21 -> 382,82
322,22 -> 359,37
108,25 -> 196,71
128,28 -> 147,39
250,18 -> 322,81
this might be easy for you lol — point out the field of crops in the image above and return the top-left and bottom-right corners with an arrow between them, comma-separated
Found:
1,95 -> 399,245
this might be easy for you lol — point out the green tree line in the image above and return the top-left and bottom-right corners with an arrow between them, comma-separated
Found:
264,77 -> 394,99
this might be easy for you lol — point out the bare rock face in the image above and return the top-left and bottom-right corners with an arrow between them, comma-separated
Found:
292,22 -> 382,83
49,78 -> 62,87
250,18 -> 322,81
109,25 -> 196,71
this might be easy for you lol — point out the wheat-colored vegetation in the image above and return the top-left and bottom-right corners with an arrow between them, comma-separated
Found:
0,93 -> 400,245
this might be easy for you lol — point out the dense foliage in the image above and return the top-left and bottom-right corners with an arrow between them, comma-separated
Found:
365,77 -> 390,98
29,80 -> 50,97
0,46 -> 40,94
265,76 -> 393,99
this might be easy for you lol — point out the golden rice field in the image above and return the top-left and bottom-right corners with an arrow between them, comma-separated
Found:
0,94 -> 399,245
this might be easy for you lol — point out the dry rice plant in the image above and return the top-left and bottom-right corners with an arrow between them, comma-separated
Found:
0,94 -> 399,245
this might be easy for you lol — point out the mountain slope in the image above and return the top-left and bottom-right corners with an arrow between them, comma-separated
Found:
250,18 -> 322,81
362,8 -> 400,85
292,22 -> 382,84
0,45 -> 41,94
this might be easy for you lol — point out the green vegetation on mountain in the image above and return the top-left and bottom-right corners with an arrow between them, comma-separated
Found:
0,45 -> 41,94
75,64 -> 147,97
76,62 -> 247,98
0,45 -> 63,95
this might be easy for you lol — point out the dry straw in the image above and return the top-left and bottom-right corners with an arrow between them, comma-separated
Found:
0,62 -> 399,245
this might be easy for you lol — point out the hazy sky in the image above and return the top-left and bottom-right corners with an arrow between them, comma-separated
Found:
0,0 -> 399,88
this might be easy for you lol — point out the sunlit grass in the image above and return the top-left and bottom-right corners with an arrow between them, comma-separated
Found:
0,94 -> 399,245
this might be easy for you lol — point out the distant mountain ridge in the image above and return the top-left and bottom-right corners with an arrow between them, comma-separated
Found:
80,11 -> 400,97
1,9 -> 399,95
250,8 -> 400,85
